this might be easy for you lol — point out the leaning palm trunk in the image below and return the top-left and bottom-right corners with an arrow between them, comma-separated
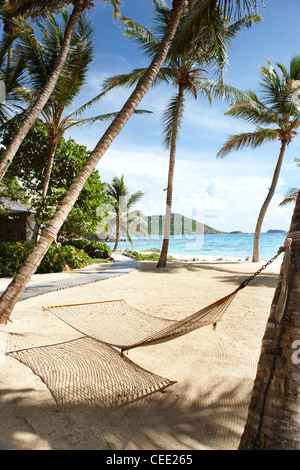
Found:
252,140 -> 287,262
0,1 -> 86,183
239,190 -> 300,449
0,0 -> 186,324
157,85 -> 184,268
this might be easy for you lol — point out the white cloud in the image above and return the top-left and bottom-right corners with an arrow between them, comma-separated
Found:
95,148 -> 295,233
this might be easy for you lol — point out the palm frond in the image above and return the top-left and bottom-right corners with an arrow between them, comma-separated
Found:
161,92 -> 185,148
217,127 -> 280,158
206,80 -> 261,107
68,90 -> 108,118
218,0 -> 261,18
127,190 -> 145,209
102,69 -> 149,92
102,0 -> 122,18
289,54 -> 300,80
279,188 -> 300,206
119,15 -> 159,60
225,13 -> 262,39
63,109 -> 152,130
151,0 -> 171,39
225,101 -> 278,125
172,0 -> 229,77
193,78 -> 213,104
4,0 -> 73,18
102,67 -> 177,93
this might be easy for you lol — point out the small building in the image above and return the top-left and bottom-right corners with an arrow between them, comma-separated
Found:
0,197 -> 36,243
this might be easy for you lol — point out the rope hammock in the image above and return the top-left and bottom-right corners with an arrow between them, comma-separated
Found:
5,246 -> 285,408
6,336 -> 174,407
43,248 -> 284,356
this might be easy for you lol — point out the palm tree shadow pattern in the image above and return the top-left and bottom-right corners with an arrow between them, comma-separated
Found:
0,376 -> 253,450
137,260 -> 279,289
1,330 -> 257,450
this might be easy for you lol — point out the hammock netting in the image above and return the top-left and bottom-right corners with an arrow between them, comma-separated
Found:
6,248 -> 283,408
6,336 -> 174,407
43,287 -> 241,353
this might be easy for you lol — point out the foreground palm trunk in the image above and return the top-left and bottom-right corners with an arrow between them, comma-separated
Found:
157,85 -> 184,268
252,141 -> 287,262
0,0 -> 186,324
239,190 -> 300,449
0,0 -> 89,183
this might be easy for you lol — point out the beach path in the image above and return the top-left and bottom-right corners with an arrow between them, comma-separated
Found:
0,253 -> 137,301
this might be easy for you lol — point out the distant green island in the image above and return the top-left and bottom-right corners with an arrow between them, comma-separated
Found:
146,213 -> 224,235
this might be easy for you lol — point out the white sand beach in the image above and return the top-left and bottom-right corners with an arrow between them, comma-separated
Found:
0,255 -> 281,450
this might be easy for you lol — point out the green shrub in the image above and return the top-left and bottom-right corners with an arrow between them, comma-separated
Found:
37,244 -> 91,273
62,239 -> 112,259
0,241 -> 91,277
124,249 -> 175,261
0,241 -> 32,277
124,250 -> 144,260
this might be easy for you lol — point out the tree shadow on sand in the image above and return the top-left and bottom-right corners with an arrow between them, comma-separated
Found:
0,374 -> 252,450
137,260 -> 279,289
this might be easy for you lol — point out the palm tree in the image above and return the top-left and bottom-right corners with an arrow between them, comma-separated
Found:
217,55 -> 300,262
0,0 -> 121,183
102,0 -> 261,267
239,190 -> 300,449
17,11 -> 149,200
105,175 -> 145,251
280,188 -> 300,207
0,0 -> 261,324
279,158 -> 300,207
16,8 -> 150,232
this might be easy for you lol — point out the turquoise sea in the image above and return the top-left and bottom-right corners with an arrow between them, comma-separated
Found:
106,232 -> 287,260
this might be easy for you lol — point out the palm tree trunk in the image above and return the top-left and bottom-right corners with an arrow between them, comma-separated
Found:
0,1 -> 86,183
239,190 -> 300,449
252,140 -> 287,262
157,85 -> 184,268
112,211 -> 120,252
0,0 -> 186,324
42,138 -> 59,197
30,138 -> 59,243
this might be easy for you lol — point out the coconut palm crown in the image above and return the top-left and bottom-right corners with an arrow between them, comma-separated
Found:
217,55 -> 300,261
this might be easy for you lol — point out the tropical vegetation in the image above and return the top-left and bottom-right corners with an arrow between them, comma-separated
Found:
0,124 -> 109,241
0,240 -> 91,277
0,0 -> 122,182
217,55 -> 300,262
1,0 -> 300,451
104,174 -> 146,251
15,10 -> 150,200
280,158 -> 300,207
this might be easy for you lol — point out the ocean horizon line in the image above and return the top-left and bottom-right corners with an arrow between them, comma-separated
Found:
105,232 -> 287,260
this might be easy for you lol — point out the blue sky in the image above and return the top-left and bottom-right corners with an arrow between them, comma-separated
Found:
64,0 -> 300,233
